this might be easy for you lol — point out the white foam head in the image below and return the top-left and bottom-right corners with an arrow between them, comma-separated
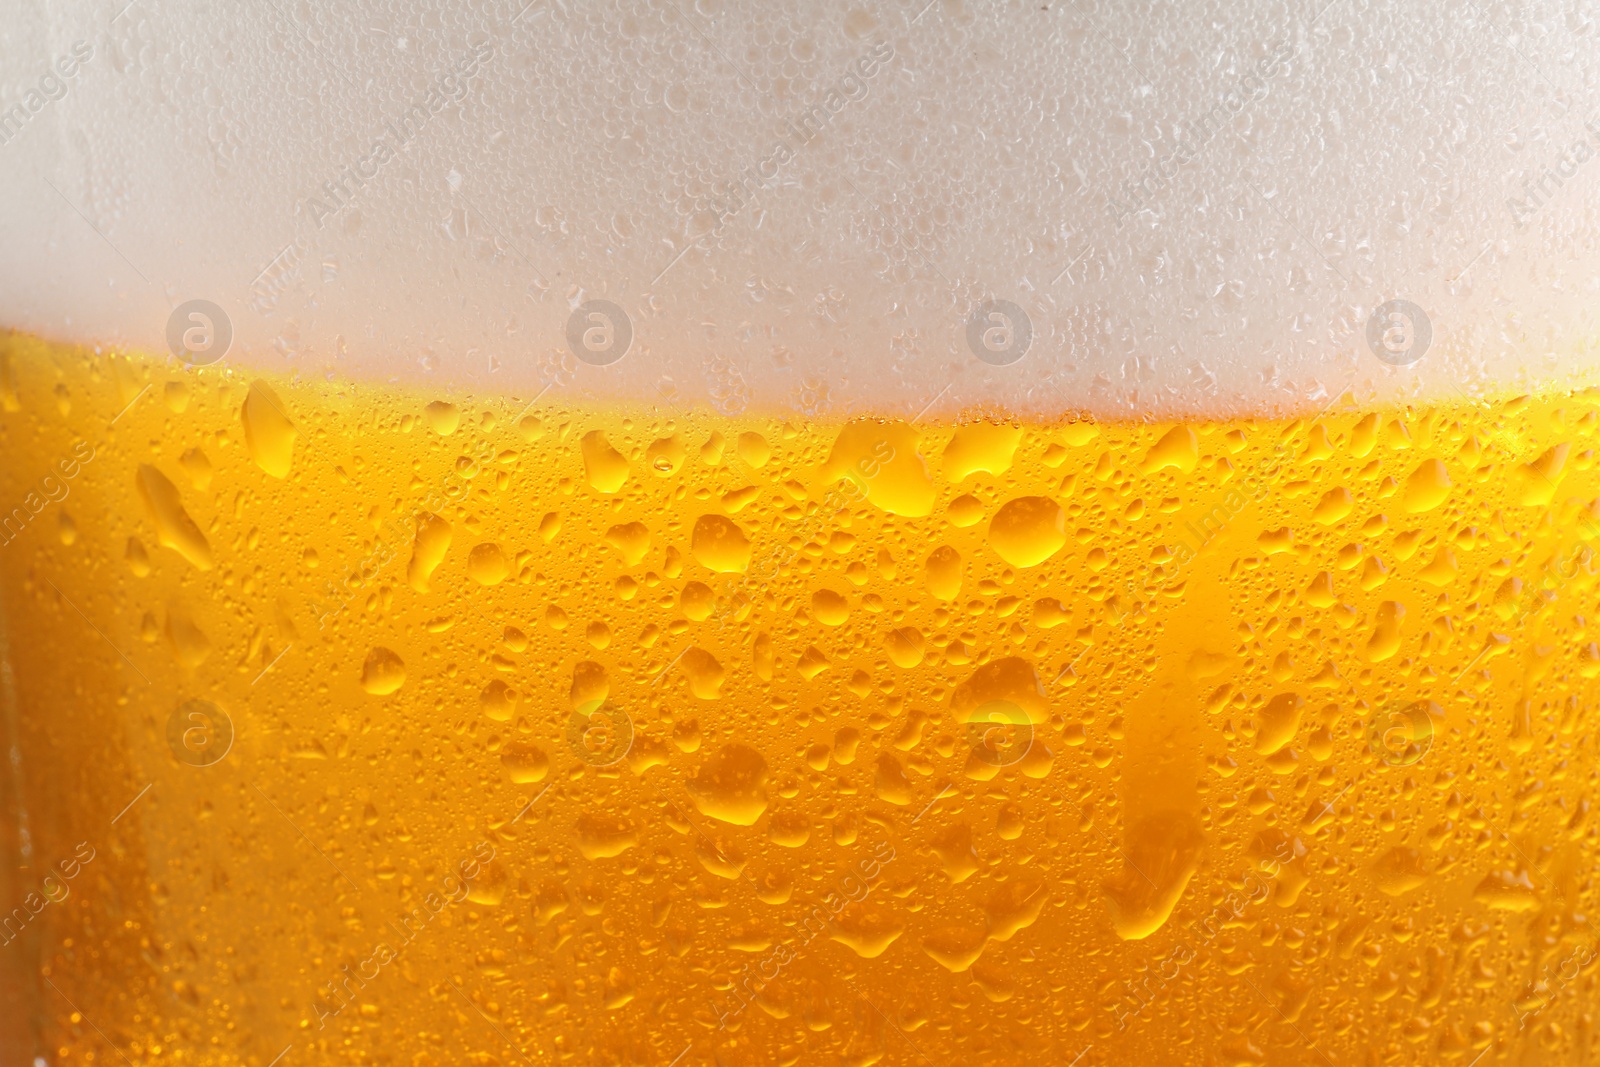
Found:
2,1 -> 1598,418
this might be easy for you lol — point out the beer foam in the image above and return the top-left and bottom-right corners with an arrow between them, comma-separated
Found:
2,1 -> 1599,419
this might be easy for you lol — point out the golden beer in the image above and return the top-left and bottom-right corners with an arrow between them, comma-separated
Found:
2,331 -> 1598,1065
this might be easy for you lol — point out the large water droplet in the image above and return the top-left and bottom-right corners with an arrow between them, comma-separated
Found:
241,381 -> 297,478
988,496 -> 1066,567
687,743 -> 769,825
360,647 -> 406,695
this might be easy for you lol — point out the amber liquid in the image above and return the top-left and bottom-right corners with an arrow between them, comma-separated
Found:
1,332 -> 1598,1065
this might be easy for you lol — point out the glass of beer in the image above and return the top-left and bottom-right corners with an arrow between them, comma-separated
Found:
3,4 -> 1598,1065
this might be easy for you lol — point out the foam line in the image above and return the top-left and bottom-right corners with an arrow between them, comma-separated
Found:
0,1 -> 1597,417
